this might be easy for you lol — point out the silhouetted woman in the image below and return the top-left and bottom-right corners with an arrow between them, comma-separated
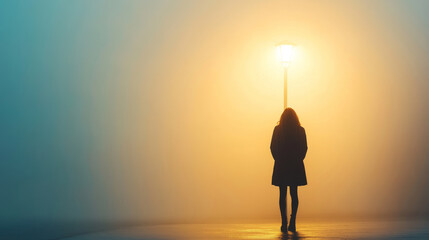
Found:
270,108 -> 307,233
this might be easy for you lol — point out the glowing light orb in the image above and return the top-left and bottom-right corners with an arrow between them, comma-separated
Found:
276,43 -> 295,67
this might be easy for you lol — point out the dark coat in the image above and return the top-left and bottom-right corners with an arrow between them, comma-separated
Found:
270,125 -> 307,186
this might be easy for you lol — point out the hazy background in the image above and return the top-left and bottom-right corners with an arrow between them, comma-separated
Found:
1,0 -> 429,224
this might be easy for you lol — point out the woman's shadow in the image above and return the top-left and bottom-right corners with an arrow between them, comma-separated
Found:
279,231 -> 302,240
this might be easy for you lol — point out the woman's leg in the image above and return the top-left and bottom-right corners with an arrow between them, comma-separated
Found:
279,186 -> 287,227
289,185 -> 298,231
290,185 -> 298,217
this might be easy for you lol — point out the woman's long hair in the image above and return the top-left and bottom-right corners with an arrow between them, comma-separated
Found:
278,107 -> 301,129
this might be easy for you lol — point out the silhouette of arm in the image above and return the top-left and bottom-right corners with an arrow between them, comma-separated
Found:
270,126 -> 280,161
300,128 -> 308,161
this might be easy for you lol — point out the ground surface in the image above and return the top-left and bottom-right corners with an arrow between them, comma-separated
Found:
63,220 -> 429,240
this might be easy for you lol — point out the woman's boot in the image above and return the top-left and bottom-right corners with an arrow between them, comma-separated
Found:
288,214 -> 296,232
281,216 -> 288,232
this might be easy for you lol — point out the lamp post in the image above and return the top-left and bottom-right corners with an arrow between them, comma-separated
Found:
276,43 -> 295,225
276,43 -> 295,109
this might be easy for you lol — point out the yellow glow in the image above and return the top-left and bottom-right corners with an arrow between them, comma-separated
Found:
276,44 -> 295,67
93,0 -> 426,222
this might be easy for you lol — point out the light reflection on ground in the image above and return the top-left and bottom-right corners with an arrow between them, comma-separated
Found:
65,220 -> 429,240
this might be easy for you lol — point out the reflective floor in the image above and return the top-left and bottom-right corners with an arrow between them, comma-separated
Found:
64,220 -> 429,240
